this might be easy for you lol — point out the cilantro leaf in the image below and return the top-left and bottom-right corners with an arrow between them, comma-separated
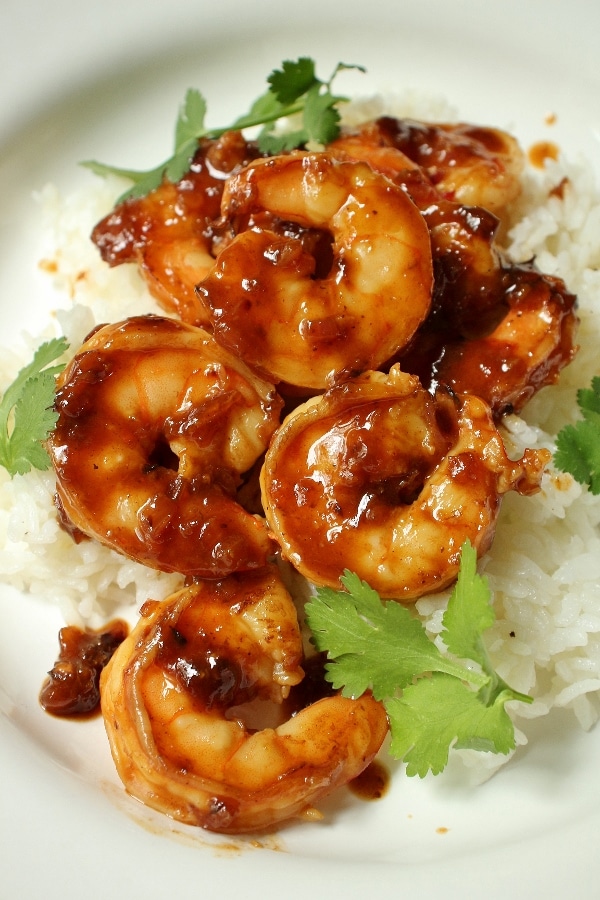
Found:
386,674 -> 517,777
173,88 -> 207,148
306,570 -> 485,700
258,127 -> 310,157
231,91 -> 283,131
555,421 -> 600,494
441,539 -> 494,672
554,376 -> 600,494
81,58 -> 366,202
0,337 -> 68,477
578,376 -> 600,421
305,542 -> 532,777
267,58 -> 319,104
302,84 -> 343,146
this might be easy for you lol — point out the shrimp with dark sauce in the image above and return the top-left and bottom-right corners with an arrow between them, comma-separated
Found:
47,315 -> 282,578
196,151 -> 433,390
101,565 -> 388,832
260,366 -> 550,599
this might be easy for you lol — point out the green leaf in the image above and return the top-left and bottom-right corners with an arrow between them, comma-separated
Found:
302,84 -> 343,146
258,127 -> 309,156
578,375 -> 600,422
306,569 -> 487,702
305,546 -> 532,777
164,141 -> 198,184
554,378 -> 600,495
386,674 -> 517,777
0,337 -> 68,477
231,90 -> 284,131
173,88 -> 207,147
82,58 -> 366,202
267,57 -> 318,104
555,421 -> 600,494
441,540 -> 495,673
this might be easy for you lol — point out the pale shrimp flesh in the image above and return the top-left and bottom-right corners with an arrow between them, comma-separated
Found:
91,132 -> 260,325
330,116 -> 525,219
400,264 -> 579,418
260,365 -> 550,599
328,123 -> 521,335
47,315 -> 282,578
100,564 -> 388,833
195,151 -> 433,390
327,124 -> 579,415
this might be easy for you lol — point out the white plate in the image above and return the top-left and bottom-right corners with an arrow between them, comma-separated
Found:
1,1 -> 600,897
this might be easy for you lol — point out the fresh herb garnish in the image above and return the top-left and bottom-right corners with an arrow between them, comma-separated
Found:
305,541 -> 532,777
81,57 -> 365,203
0,337 -> 68,477
554,375 -> 600,494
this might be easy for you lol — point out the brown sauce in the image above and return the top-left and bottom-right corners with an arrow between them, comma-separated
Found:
528,140 -> 560,168
348,759 -> 390,801
40,620 -> 128,718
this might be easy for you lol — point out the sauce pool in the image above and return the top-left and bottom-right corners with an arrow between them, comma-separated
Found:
528,140 -> 559,168
348,759 -> 390,802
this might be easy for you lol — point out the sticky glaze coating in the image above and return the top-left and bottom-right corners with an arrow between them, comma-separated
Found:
40,620 -> 128,717
100,565 -> 388,833
331,116 -> 525,218
260,366 -> 550,599
47,315 -> 282,577
91,132 -> 260,324
328,119 -> 579,416
400,264 -> 578,417
196,152 -> 433,389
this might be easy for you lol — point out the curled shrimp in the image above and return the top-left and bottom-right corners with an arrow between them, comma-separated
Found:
330,116 -> 525,219
327,125 -> 579,414
100,565 -> 388,833
195,151 -> 433,390
47,315 -> 282,578
260,365 -> 549,599
91,132 -> 259,325
400,264 -> 579,418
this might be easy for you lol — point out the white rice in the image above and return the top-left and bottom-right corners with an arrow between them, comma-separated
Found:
1,94 -> 599,779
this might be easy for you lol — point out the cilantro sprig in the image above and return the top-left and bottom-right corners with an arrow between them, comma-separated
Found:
82,58 -> 365,203
305,542 -> 532,777
553,376 -> 600,494
0,337 -> 68,477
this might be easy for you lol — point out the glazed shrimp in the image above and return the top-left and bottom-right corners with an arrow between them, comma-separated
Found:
47,315 -> 282,578
101,565 -> 388,833
330,116 -> 525,219
327,124 -> 579,411
196,152 -> 433,390
91,132 -> 259,325
260,365 -> 549,599
400,264 -> 579,418
328,124 -> 516,330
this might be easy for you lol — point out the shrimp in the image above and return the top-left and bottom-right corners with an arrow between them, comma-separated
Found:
327,125 -> 579,414
195,151 -> 433,390
47,315 -> 283,578
260,365 -> 549,600
91,132 -> 260,325
400,264 -> 579,418
100,565 -> 388,833
330,116 -> 525,219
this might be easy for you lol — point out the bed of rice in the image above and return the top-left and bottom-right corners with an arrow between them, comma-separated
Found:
0,93 -> 599,780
